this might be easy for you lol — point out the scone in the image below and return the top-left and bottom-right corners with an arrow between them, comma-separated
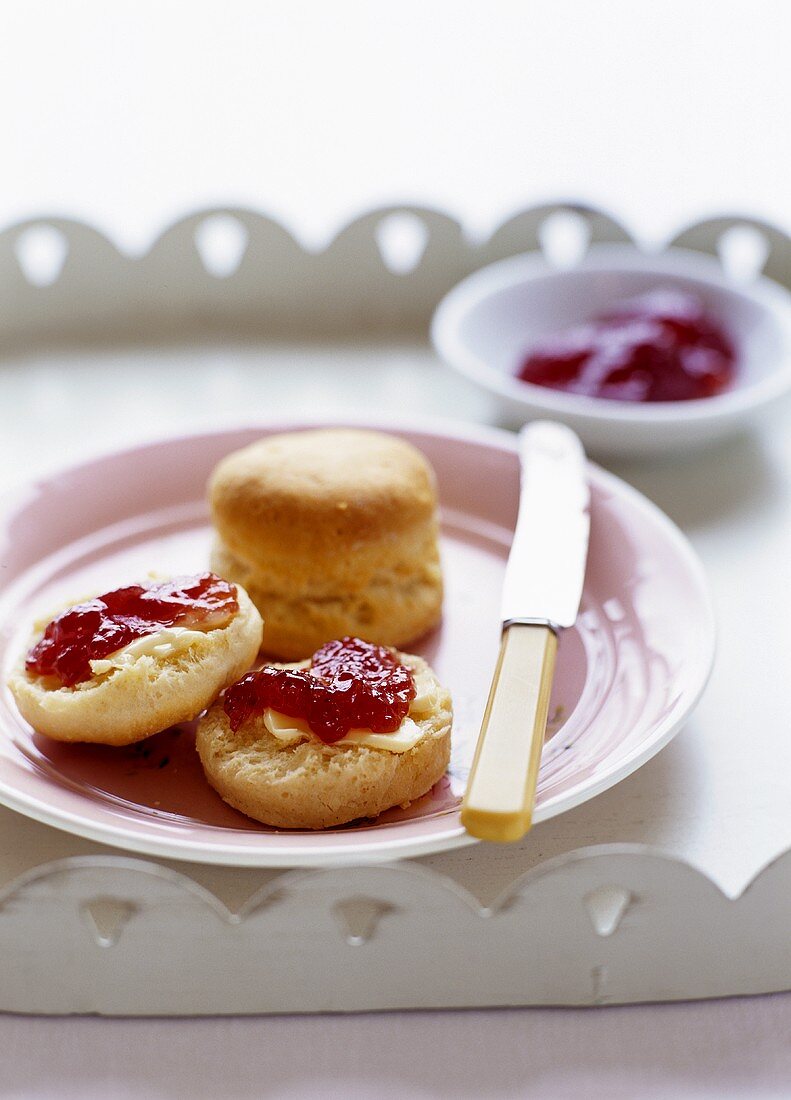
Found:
8,573 -> 263,746
196,637 -> 452,829
208,428 -> 443,660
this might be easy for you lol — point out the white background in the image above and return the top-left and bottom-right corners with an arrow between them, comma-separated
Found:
2,2 -> 791,1097
2,0 -> 790,251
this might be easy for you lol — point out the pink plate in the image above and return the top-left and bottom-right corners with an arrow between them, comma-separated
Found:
0,419 -> 715,866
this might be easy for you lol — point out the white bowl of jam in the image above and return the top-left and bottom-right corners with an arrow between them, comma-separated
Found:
431,244 -> 791,457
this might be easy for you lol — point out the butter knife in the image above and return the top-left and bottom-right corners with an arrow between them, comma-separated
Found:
461,421 -> 590,842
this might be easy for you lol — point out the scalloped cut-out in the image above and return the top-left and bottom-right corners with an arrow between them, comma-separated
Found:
334,896 -> 397,945
584,884 -> 632,937
194,214 -> 249,278
14,225 -> 69,287
538,209 -> 591,270
717,224 -> 770,284
374,212 -> 429,274
82,896 -> 137,948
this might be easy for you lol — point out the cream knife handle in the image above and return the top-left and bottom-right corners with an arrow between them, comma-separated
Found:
461,623 -> 557,842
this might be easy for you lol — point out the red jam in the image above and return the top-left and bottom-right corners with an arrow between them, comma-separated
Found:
517,289 -> 736,402
26,573 -> 238,688
224,636 -> 417,744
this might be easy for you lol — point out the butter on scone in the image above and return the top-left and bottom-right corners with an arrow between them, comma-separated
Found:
8,573 -> 263,746
208,429 -> 443,660
196,637 -> 452,829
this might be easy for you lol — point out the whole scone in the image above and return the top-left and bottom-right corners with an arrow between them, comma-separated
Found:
208,429 -> 443,659
196,651 -> 452,829
9,584 -> 263,746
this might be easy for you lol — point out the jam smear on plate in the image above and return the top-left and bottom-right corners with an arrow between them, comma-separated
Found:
224,636 -> 416,744
26,573 -> 238,688
518,289 -> 736,402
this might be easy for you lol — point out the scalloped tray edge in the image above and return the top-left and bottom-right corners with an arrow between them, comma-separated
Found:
1,203 -> 790,346
2,844 -> 790,1013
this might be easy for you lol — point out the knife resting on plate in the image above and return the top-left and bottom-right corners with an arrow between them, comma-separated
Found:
461,421 -> 590,843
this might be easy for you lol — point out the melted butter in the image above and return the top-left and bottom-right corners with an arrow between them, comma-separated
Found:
263,666 -> 436,753
408,667 -> 438,715
88,626 -> 209,676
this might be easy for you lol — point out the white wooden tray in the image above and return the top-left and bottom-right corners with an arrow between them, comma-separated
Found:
0,202 -> 789,1012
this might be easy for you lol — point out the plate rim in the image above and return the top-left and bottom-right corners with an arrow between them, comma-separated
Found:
0,414 -> 716,866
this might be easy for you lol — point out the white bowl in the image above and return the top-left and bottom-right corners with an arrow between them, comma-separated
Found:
431,244 -> 791,457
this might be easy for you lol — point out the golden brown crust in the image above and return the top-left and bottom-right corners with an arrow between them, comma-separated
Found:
210,540 -> 442,661
195,652 -> 452,829
208,429 -> 441,595
8,588 -> 263,746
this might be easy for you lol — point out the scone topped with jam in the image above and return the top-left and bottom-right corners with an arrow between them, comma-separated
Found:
208,429 -> 443,660
9,573 -> 263,745
196,636 -> 452,829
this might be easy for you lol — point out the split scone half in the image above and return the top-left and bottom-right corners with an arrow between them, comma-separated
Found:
9,577 -> 263,746
196,650 -> 452,830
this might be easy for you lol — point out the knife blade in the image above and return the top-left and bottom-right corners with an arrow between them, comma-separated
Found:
461,420 -> 590,842
501,420 -> 590,629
